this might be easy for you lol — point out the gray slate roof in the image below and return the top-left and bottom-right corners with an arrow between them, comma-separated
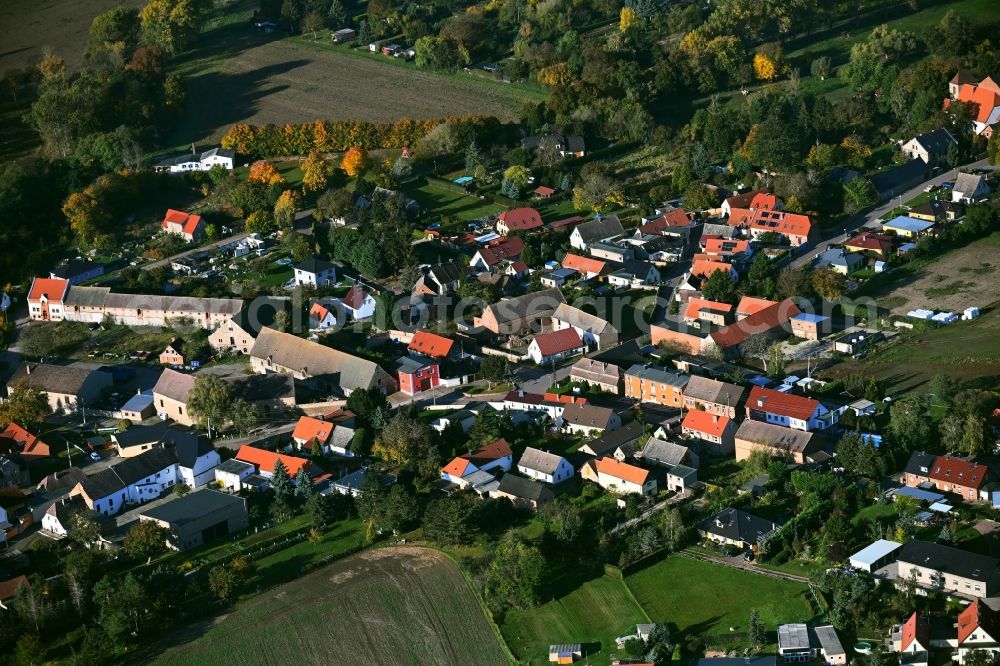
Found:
249,328 -> 389,393
625,364 -> 690,388
481,288 -> 566,326
639,438 -> 690,466
78,447 -> 178,501
954,172 -> 986,196
152,368 -> 196,403
910,128 -> 957,154
898,539 -> 999,582
574,215 -> 625,243
8,363 -> 106,396
734,420 -> 816,454
699,507 -> 780,545
496,474 -> 554,502
140,489 -> 245,526
518,447 -> 568,475
683,376 -> 746,407
552,303 -> 616,336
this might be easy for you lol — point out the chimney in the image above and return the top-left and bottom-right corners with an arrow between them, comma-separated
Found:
26,365 -> 31,375
191,142 -> 196,155
713,414 -> 720,424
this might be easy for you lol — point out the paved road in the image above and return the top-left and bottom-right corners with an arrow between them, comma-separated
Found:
142,231 -> 251,270
789,158 -> 994,269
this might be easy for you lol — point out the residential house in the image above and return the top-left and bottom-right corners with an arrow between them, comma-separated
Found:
699,507 -> 781,554
151,368 -> 196,425
952,172 -> 991,203
412,262 -> 464,297
651,298 -> 801,358
640,207 -> 695,234
746,386 -> 836,431
900,128 -> 957,164
721,190 -> 770,218
474,287 -> 566,336
581,457 -> 657,496
293,256 -> 337,287
607,260 -> 661,288
441,439 -> 513,486
540,268 -> 576,288
813,248 -> 863,274
560,403 -> 621,437
249,328 -> 396,395
846,232 -> 895,257
309,302 -> 337,330
395,355 -> 440,395
26,277 -> 69,321
588,242 -> 634,264
734,420 -> 820,464
0,424 -> 51,458
896,539 -> 999,598
517,447 -> 574,484
569,358 -> 622,394
682,410 -> 736,456
224,372 -> 296,416
469,237 -> 524,272
778,624 -> 847,666
161,209 -> 205,242
0,456 -> 29,489
71,447 -> 179,515
489,473 -> 554,509
528,328 -> 586,365
153,147 -> 235,173
550,303 -> 619,350
729,198 -> 817,246
292,415 -> 335,453
234,445 -> 311,479
6,363 -> 113,415
577,421 -> 645,459
496,207 -> 543,235
570,215 -> 625,251
956,599 -> 1000,664
945,74 -> 1000,134
636,437 -> 699,470
159,338 -> 186,366
112,422 -> 193,458
208,297 -> 288,354
408,330 -> 458,360
689,257 -> 737,283
624,365 -> 689,408
520,132 -> 585,158
683,297 -> 734,327
882,216 -> 935,238
789,313 -> 830,340
214,458 -> 256,492
339,285 -> 376,321
903,452 -> 989,502
49,259 -> 104,285
682,376 -> 745,418
502,390 -> 586,423
173,435 -> 220,488
561,253 -> 607,279
909,200 -> 964,223
702,238 -> 752,260
139,489 -> 248,551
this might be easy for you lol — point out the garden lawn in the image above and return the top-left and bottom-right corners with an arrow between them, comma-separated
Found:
625,556 -> 817,648
405,180 -> 507,222
501,573 -> 650,665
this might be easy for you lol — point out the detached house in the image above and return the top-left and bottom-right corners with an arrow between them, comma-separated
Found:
496,207 -> 543,235
734,420 -> 820,464
7,363 -> 113,415
682,410 -> 736,456
570,215 -> 625,251
528,328 -> 586,365
517,447 -> 574,484
699,507 -> 781,554
746,386 -> 836,431
395,356 -> 440,395
489,474 -> 554,510
159,338 -> 186,366
581,457 -> 657,496
292,416 -> 336,454
441,439 -> 513,489
952,172 -> 991,203
412,262 -> 463,296
161,209 -> 205,242
957,599 -> 1000,664
339,285 -> 376,320
0,424 -> 51,458
560,403 -> 621,437
234,445 -> 311,479
469,237 -> 524,272
293,256 -> 337,287
408,330 -> 457,360
900,128 -> 957,164
309,302 -> 337,330
561,253 -> 607,279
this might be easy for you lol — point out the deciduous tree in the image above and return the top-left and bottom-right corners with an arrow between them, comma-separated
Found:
123,521 -> 170,562
301,151 -> 329,192
341,147 -> 366,176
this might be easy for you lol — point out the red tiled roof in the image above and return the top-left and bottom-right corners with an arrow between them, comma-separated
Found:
562,254 -> 606,275
28,277 -> 68,303
691,258 -> 734,278
476,237 -> 524,265
640,209 -> 693,234
749,208 -> 815,240
504,390 -> 586,405
466,438 -> 512,466
0,575 -> 29,603
736,296 -> 777,316
593,457 -> 650,485
532,328 -> 584,356
1,423 -> 51,457
342,285 -> 369,311
547,215 -> 585,230
408,330 -> 456,358
162,208 -> 203,235
711,299 -> 800,348
958,599 -> 1000,644
727,208 -> 755,227
724,190 -> 765,209
703,239 -> 750,256
847,232 -> 894,253
683,297 -> 732,320
954,82 -> 1000,123
499,207 -> 543,231
235,445 -> 310,477
747,386 -> 820,421
683,409 -> 731,437
750,192 -> 781,210
534,186 -> 556,197
442,456 -> 473,478
291,416 -> 333,445
901,612 -> 930,652
310,303 -> 332,321
929,455 -> 988,490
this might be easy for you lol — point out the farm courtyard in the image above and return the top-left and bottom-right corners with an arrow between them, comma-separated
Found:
151,547 -> 509,666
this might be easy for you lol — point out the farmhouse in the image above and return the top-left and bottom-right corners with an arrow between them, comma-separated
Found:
734,420 -> 820,464
517,447 -> 574,484
474,287 -> 565,335
57,285 -> 242,329
569,358 -> 623,394
249,328 -> 396,395
900,128 -> 957,164
139,489 -> 248,551
7,363 -> 113,415
161,209 -> 206,242
580,457 -> 656,496
745,386 -> 836,431
699,507 -> 781,554
208,297 -> 288,354
550,303 -> 619,350
528,328 -> 586,365
496,207 -> 543,235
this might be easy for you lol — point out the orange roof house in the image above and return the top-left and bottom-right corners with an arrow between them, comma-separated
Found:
561,253 -> 606,277
234,445 -> 310,477
441,438 -> 513,482
497,207 -> 543,234
702,238 -> 750,257
947,75 -> 1000,133
683,297 -> 733,323
709,298 -> 801,350
690,258 -> 736,279
161,209 -> 205,240
747,209 -> 817,246
899,612 -> 930,652
408,330 -> 456,359
291,416 -> 333,447
0,423 -> 51,457
682,409 -> 732,440
958,599 -> 1000,645
736,296 -> 776,318
581,456 -> 656,495
27,277 -> 69,321
640,208 -> 694,234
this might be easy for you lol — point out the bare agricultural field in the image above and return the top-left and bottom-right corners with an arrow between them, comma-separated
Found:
862,232 -> 1000,315
152,547 -> 509,666
0,0 -> 144,73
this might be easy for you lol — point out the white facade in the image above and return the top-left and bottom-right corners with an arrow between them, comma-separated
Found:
180,450 -> 221,488
89,464 -> 179,516
215,465 -> 254,492
41,510 -> 67,537
518,458 -> 574,484
341,293 -> 376,320
294,265 -> 337,287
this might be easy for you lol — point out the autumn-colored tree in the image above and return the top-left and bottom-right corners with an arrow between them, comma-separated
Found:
536,63 -> 573,87
245,210 -> 276,234
139,0 -> 208,55
811,267 -> 847,301
753,53 -> 777,81
273,189 -> 301,230
619,7 -> 637,32
301,152 -> 329,192
63,190 -> 111,247
247,160 -> 285,187
341,147 -> 366,177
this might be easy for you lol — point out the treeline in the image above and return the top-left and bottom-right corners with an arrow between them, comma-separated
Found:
219,116 -> 503,158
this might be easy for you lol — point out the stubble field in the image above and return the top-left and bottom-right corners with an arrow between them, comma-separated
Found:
153,547 -> 509,666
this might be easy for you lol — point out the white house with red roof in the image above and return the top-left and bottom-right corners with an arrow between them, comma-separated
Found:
746,386 -> 836,431
161,209 -> 206,242
681,410 -> 736,455
408,330 -> 457,359
309,302 -> 337,330
528,328 -> 586,365
581,456 -> 657,496
338,285 -> 376,321
892,612 -> 930,666
27,277 -> 69,321
291,416 -> 335,453
441,439 -> 513,486
561,253 -> 607,279
470,237 -> 524,272
1,423 -> 51,457
957,599 -> 1000,663
946,73 -> 1000,135
496,207 -> 543,235
234,445 -> 311,478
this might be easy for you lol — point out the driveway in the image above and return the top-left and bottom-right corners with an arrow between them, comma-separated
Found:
790,158 -> 995,269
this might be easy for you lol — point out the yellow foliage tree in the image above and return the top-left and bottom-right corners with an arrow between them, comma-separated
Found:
247,160 -> 285,187
753,53 -> 777,81
274,190 -> 302,230
536,63 -> 573,87
341,147 -> 366,177
619,7 -> 637,32
62,190 -> 109,247
245,211 -> 276,234
301,152 -> 329,192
